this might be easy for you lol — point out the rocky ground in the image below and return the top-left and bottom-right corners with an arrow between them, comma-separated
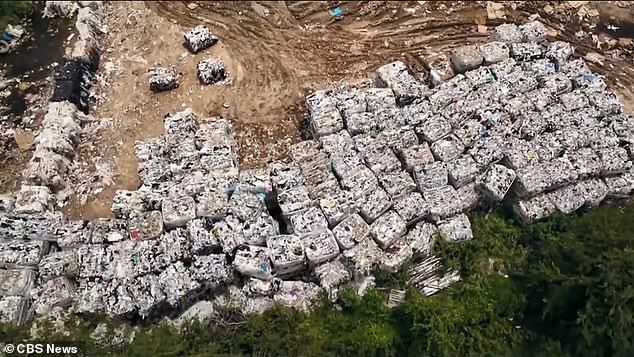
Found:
2,1 -> 634,221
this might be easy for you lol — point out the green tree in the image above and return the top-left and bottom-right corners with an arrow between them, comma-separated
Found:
0,1 -> 32,30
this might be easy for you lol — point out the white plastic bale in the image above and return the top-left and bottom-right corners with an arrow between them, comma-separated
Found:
603,171 -> 634,197
377,170 -> 417,199
187,218 -> 221,254
161,196 -> 197,228
148,66 -> 181,92
476,164 -> 517,202
413,161 -> 448,191
196,189 -> 229,219
128,211 -> 164,240
0,296 -> 30,325
546,41 -> 575,65
157,228 -> 193,264
447,155 -> 482,188
266,234 -> 305,276
331,153 -> 366,181
504,69 -> 539,94
22,149 -> 69,191
289,140 -> 321,164
510,43 -> 543,62
573,73 -> 607,92
344,112 -> 379,136
363,149 -> 402,175
342,238 -> 383,277
415,114 -> 452,142
318,189 -> 357,227
0,240 -> 49,268
378,125 -> 418,151
268,161 -> 306,191
596,147 -> 632,176
465,66 -> 497,87
560,90 -> 590,111
380,238 -> 413,273
519,21 -> 547,42
588,90 -> 623,116
365,88 -> 397,112
14,185 -> 52,214
111,190 -> 151,219
546,183 -> 587,214
307,179 -> 341,200
300,229 -> 340,266
313,258 -> 351,292
38,251 -> 79,282
332,214 -> 370,251
456,182 -> 482,212
33,277 -> 75,316
0,195 -> 15,213
438,214 -> 473,242
404,221 -> 438,256
242,212 -> 279,246
228,191 -> 266,223
340,166 -> 380,196
128,274 -> 166,318
273,281 -> 322,312
211,215 -> 245,254
480,41 -> 510,65
424,185 -> 462,221
358,188 -> 393,224
501,137 -> 541,170
0,269 -> 34,296
320,130 -> 355,155
522,58 -> 557,79
335,87 -> 367,117
289,206 -> 329,235
516,157 -> 579,197
397,143 -> 435,172
197,58 -> 227,85
277,185 -> 312,216
588,126 -> 620,149
403,99 -> 432,126
370,210 -> 406,249
184,25 -> 218,53
489,57 -> 519,78
450,45 -> 484,74
392,191 -> 430,225
489,23 -> 523,43
233,245 -> 272,280
375,61 -> 428,106
468,138 -> 504,167
512,194 -> 556,224
158,262 -> 202,307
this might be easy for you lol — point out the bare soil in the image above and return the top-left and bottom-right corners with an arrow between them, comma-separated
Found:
7,1 -> 634,219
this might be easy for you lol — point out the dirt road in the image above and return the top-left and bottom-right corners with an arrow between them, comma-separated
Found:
51,1 -> 634,219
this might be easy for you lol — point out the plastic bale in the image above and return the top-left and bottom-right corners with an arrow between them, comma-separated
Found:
503,69 -> 539,93
128,274 -> 167,318
128,211 -> 164,241
344,112 -> 379,136
370,210 -> 407,249
197,58 -> 227,85
380,239 -> 413,273
587,90 -> 623,116
476,164 -> 517,202
184,25 -> 218,53
289,140 -> 321,164
501,137 -> 541,170
331,153 -> 366,181
456,182 -> 482,212
588,126 -> 620,149
332,214 -> 370,251
342,237 -> 384,277
300,229 -> 340,266
14,185 -> 52,214
546,183 -> 587,215
510,42 -> 543,62
233,245 -> 272,280
313,258 -> 352,293
450,45 -> 484,74
522,58 -> 557,78
404,220 -> 438,256
267,235 -> 306,276
414,114 -> 452,143
465,66 -> 497,87
268,161 -> 306,192
90,218 -> 128,243
447,155 -> 482,188
38,251 -> 79,282
32,277 -> 75,316
375,61 -> 428,106
490,57 -> 520,78
111,190 -> 151,219
468,138 -> 504,167
148,66 -> 181,92
573,73 -> 607,92
278,185 -> 313,217
596,147 -> 632,176
578,178 -> 609,207
187,218 -> 221,255
560,90 -> 590,111
377,170 -> 417,198
378,125 -> 419,151
396,143 -> 435,172
414,161 -> 449,191
243,212 -> 279,246
340,166 -> 379,196
0,195 -> 15,214
519,20 -> 547,42
211,215 -> 245,254
489,23 -> 523,43
393,191 -> 430,225
363,149 -> 402,175
424,185 -> 462,221
603,171 -> 634,198
335,87 -> 367,117
480,41 -> 510,65
307,179 -> 341,200
196,189 -> 229,219
228,190 -> 266,223
438,214 -> 473,242
158,262 -> 202,307
430,134 -> 466,162
0,269 -> 34,296
358,187 -> 393,224
318,189 -> 357,227
289,206 -> 329,235
512,194 -> 556,224
453,119 -> 486,147
546,41 -> 575,65
558,58 -> 591,79
365,88 -> 397,112
273,280 -> 322,312
161,196 -> 197,228
320,130 -> 355,155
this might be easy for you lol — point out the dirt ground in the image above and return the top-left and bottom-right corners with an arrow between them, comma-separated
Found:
20,1 -> 634,219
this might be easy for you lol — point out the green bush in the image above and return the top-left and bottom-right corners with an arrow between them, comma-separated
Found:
0,1 -> 32,31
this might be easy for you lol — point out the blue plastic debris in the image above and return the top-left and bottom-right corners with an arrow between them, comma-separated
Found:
329,7 -> 343,17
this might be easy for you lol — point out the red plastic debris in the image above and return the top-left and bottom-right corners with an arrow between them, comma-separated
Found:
130,230 -> 139,240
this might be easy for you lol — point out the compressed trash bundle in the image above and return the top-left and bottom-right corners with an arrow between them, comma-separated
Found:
358,187 -> 392,223
365,88 -> 397,112
437,214 -> 473,241
14,185 -> 52,214
184,25 -> 218,53
375,61 -> 427,105
376,170 -> 417,198
403,220 -> 438,256
393,191 -> 430,225
414,161 -> 449,191
158,261 -> 202,307
300,229 -> 340,266
450,45 -> 484,73
519,21 -> 547,42
414,113 -> 451,142
289,206 -> 329,235
489,23 -> 523,43
342,237 -> 383,277
242,212 -> 279,246
318,188 -> 357,227
0,240 -> 50,268
335,87 -> 367,117
332,214 -> 370,251
32,277 -> 76,315
128,210 -> 164,240
510,42 -> 543,62
370,210 -> 406,249
380,239 -> 413,273
148,66 -> 181,92
38,251 -> 79,282
189,254 -> 233,286
0,296 -> 30,325
161,196 -> 197,228
480,41 -> 510,65
197,58 -> 227,85
424,185 -> 463,220
0,269 -> 35,296
476,164 -> 517,202
267,234 -> 306,276
312,258 -> 351,293
233,245 -> 272,280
